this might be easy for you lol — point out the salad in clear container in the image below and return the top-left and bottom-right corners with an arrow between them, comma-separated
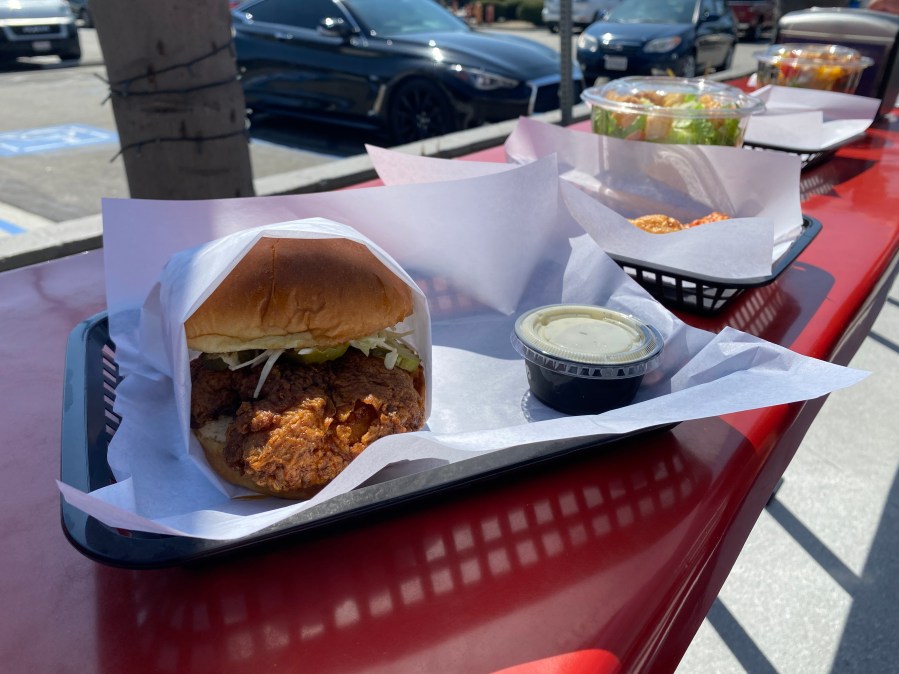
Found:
581,76 -> 765,147
754,43 -> 873,94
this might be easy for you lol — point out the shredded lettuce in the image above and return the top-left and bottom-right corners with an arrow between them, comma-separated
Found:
253,350 -> 284,399
350,329 -> 421,372
206,329 -> 420,399
219,348 -> 285,399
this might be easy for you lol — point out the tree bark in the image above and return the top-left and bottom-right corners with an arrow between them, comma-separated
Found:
90,0 -> 254,199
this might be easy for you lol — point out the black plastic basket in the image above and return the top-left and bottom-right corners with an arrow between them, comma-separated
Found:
743,126 -> 868,171
743,143 -> 836,171
610,215 -> 821,315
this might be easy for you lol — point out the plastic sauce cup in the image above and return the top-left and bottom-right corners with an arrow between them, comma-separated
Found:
511,305 -> 664,415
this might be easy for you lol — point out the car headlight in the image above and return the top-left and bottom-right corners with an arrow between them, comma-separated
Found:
644,36 -> 682,53
451,66 -> 520,91
577,33 -> 599,52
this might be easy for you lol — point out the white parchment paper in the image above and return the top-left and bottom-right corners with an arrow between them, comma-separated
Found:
502,116 -> 804,279
745,85 -> 880,152
368,117 -> 804,280
136,219 -> 433,499
57,156 -> 866,540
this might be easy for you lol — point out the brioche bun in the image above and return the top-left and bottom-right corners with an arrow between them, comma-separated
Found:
185,236 -> 413,354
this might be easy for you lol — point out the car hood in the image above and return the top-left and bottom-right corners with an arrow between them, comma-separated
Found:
384,31 -> 563,80
0,0 -> 72,20
586,21 -> 691,43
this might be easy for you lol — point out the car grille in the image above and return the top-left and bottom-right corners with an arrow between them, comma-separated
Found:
601,42 -> 643,57
1,21 -> 68,41
531,78 -> 585,114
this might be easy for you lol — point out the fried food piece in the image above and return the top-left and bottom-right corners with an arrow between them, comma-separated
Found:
628,214 -> 685,234
192,349 -> 425,497
684,211 -> 731,228
628,211 -> 731,234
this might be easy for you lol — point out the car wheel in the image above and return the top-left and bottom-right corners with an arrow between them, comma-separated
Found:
60,46 -> 82,62
388,78 -> 457,145
749,20 -> 762,42
680,53 -> 696,78
721,44 -> 735,72
547,23 -> 559,33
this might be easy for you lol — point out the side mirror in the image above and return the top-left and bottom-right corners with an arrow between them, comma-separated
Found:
318,16 -> 353,39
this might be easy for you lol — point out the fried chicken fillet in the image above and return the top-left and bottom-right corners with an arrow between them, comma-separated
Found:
191,350 -> 425,498
628,211 -> 731,234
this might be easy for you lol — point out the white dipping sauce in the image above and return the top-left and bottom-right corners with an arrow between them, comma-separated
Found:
537,316 -> 641,356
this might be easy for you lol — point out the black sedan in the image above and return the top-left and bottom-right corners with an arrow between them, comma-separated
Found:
233,0 -> 583,144
576,0 -> 737,83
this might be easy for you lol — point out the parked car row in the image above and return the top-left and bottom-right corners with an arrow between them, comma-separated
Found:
232,0 -> 584,144
543,0 -> 775,42
2,0 -> 753,147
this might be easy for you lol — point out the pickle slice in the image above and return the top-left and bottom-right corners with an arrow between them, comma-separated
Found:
370,344 -> 421,372
290,343 -> 349,364
395,353 -> 421,372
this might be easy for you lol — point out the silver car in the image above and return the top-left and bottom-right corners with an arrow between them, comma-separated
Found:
542,0 -> 625,32
0,0 -> 81,63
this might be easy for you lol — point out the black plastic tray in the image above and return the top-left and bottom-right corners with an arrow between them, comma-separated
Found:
610,214 -> 821,315
744,143 -> 836,171
60,313 -> 671,569
743,129 -> 867,171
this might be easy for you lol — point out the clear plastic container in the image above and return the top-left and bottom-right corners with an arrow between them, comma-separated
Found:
581,76 -> 764,147
754,43 -> 874,94
511,304 -> 664,415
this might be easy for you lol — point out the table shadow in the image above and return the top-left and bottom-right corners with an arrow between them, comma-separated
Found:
88,421 -> 740,673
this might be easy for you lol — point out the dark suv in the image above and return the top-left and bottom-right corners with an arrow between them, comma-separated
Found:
0,0 -> 81,63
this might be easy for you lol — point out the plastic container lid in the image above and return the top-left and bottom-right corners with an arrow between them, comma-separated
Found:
581,76 -> 765,120
754,43 -> 874,70
511,305 -> 664,380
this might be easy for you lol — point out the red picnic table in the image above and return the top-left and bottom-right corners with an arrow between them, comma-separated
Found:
2,111 -> 897,673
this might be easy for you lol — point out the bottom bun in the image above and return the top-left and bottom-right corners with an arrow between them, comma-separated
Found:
194,419 -> 323,500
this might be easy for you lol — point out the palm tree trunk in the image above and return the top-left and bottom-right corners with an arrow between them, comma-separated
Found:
90,0 -> 254,199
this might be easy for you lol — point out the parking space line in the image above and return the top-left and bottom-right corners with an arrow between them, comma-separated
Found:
0,202 -> 54,236
0,124 -> 118,157
0,219 -> 26,235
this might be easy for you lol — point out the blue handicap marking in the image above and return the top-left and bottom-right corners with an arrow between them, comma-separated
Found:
0,124 -> 118,157
0,219 -> 25,235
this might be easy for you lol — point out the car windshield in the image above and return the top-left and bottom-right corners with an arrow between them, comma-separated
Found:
607,0 -> 696,24
344,0 -> 469,36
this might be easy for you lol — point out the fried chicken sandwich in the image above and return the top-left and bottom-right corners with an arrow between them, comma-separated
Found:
186,236 -> 427,499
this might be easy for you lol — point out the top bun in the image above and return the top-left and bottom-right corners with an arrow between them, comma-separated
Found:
186,236 -> 414,353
